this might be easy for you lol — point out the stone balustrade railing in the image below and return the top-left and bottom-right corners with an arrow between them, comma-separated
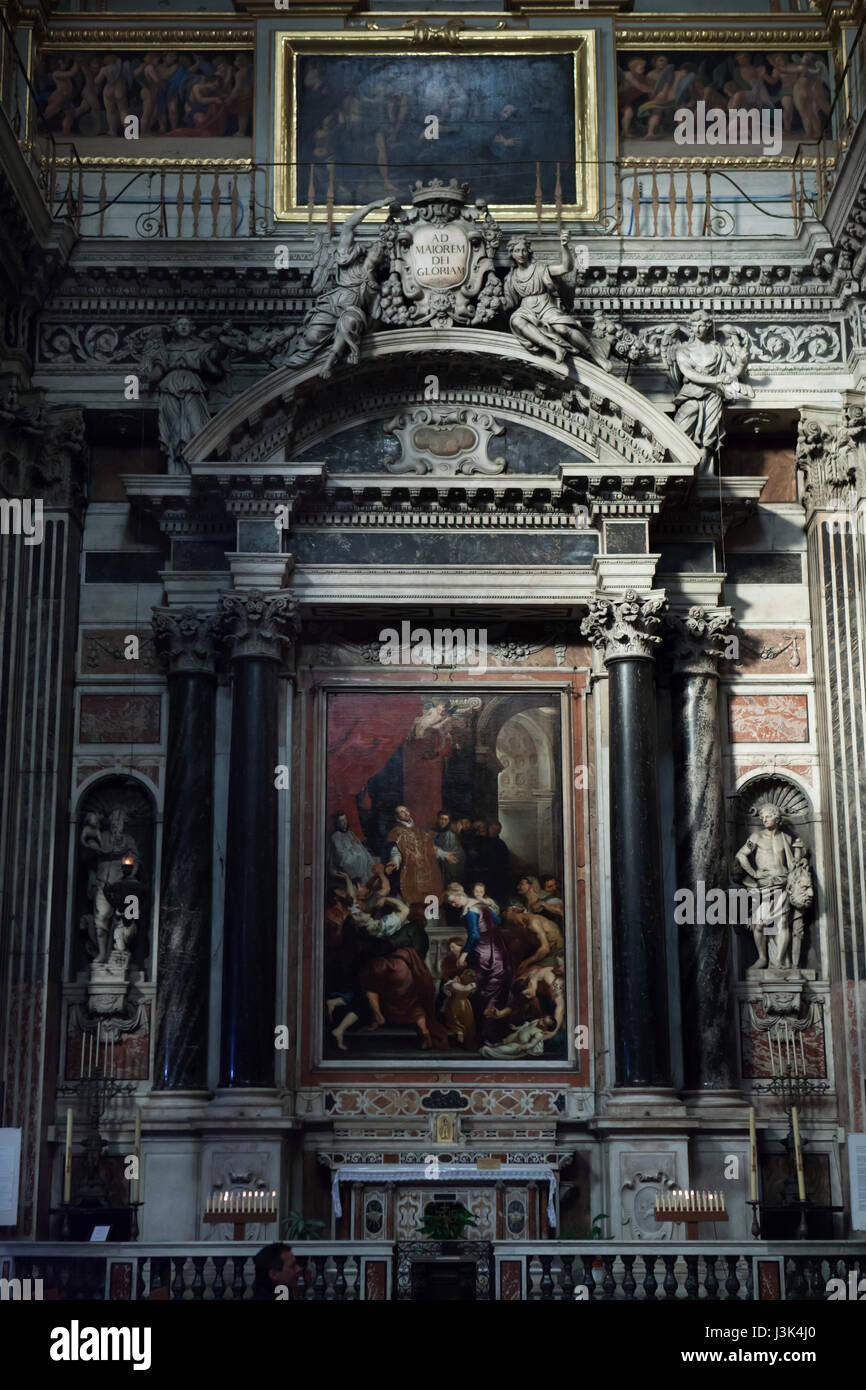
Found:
2,1240 -> 863,1301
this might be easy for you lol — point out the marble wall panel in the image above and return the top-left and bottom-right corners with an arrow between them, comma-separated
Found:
729,694 -> 808,743
79,694 -> 161,745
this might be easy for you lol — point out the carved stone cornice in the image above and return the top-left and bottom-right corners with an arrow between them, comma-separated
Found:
218,589 -> 300,662
151,606 -> 220,678
580,589 -> 667,662
664,607 -> 735,678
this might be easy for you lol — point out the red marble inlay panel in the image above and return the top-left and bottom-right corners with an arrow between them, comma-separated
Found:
66,1008 -> 150,1080
758,1261 -> 781,1301
736,762 -> 813,786
75,758 -> 161,789
500,1261 -> 522,1301
79,694 -> 161,745
110,1262 -> 133,1300
364,1261 -> 387,1301
729,694 -> 808,744
735,630 -> 810,676
740,1002 -> 826,1079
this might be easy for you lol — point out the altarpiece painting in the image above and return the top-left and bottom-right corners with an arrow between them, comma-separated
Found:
323,691 -> 568,1062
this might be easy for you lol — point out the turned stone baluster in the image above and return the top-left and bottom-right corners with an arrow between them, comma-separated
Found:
580,1256 -> 596,1300
643,1255 -> 659,1300
724,1255 -> 740,1300
539,1254 -> 555,1300
212,1257 -> 226,1301
230,1256 -> 246,1300
684,1254 -> 700,1299
601,1255 -> 616,1299
704,1256 -> 720,1300
334,1255 -> 347,1301
313,1255 -> 328,1300
171,1257 -> 186,1300
622,1254 -> 637,1298
191,1256 -> 206,1300
809,1258 -> 826,1299
136,1258 -> 147,1301
662,1254 -> 679,1299
561,1256 -> 575,1299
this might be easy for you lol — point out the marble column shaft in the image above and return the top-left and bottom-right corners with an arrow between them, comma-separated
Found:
151,608 -> 218,1091
668,609 -> 738,1090
218,590 -> 297,1088
583,591 -> 671,1088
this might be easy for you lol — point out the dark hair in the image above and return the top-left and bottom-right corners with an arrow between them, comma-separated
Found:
253,1242 -> 293,1299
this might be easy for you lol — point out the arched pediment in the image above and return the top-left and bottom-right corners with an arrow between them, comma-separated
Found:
185,329 -> 701,479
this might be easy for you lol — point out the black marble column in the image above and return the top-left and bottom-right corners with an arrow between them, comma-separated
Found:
582,591 -> 671,1088
218,589 -> 298,1088
151,608 -> 218,1091
667,609 -> 738,1090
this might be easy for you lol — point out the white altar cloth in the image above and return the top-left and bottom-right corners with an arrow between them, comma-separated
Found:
330,1163 -> 558,1225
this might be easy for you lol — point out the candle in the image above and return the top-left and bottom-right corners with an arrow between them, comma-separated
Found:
88,1030 -> 93,1078
79,1031 -> 84,1079
96,1021 -> 101,1074
798,1028 -> 806,1077
749,1107 -> 758,1202
792,1106 -> 807,1202
768,1028 -> 776,1077
111,1034 -> 115,1078
721,1191 -> 726,1212
709,1192 -> 714,1211
63,1107 -> 73,1204
130,1107 -> 141,1202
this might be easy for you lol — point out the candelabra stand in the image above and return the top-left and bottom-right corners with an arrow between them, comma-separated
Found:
56,1075 -> 139,1239
752,1058 -> 830,1239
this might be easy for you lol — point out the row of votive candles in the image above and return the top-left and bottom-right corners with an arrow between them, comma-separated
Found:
206,1191 -> 276,1214
655,1190 -> 725,1212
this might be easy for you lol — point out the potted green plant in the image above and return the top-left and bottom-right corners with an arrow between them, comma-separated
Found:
418,1203 -> 479,1241
280,1209 -> 327,1240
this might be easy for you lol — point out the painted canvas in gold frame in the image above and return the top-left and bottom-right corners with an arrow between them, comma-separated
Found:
274,30 -> 598,222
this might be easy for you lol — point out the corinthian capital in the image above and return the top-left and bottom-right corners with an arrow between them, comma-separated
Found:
665,606 -> 735,677
796,409 -> 866,515
218,588 -> 300,661
152,606 -> 219,675
580,589 -> 667,661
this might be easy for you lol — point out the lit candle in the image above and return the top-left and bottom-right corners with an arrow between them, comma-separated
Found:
792,1106 -> 807,1202
63,1107 -> 73,1204
721,1191 -> 726,1212
709,1192 -> 715,1211
749,1107 -> 758,1202
798,1028 -> 806,1077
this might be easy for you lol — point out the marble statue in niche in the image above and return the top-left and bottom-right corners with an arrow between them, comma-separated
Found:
733,799 -> 814,974
661,309 -> 754,471
503,233 -> 608,367
80,807 -> 140,965
139,316 -> 227,472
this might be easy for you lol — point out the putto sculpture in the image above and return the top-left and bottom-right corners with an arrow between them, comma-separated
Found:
503,232 -> 608,366
662,309 -> 754,472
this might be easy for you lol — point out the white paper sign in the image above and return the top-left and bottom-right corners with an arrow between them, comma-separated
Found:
89,1225 -> 111,1243
848,1132 -> 866,1230
0,1129 -> 22,1225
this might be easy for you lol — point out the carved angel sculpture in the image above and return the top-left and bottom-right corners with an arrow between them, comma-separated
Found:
138,318 -> 227,474
286,197 -> 393,378
662,309 -> 754,473
503,232 -> 608,367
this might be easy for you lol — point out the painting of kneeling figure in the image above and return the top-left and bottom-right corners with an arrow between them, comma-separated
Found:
323,690 -> 568,1060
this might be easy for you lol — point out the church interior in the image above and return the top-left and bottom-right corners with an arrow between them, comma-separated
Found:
1,0 -> 866,1324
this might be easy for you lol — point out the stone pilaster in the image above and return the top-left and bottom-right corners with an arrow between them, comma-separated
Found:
218,588 -> 298,1088
581,589 -> 671,1088
151,607 -> 219,1091
797,407 -> 866,1135
666,606 -> 738,1091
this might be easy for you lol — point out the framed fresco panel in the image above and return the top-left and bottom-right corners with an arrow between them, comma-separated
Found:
321,689 -> 571,1063
275,31 -> 598,222
616,46 -> 833,162
34,41 -> 254,158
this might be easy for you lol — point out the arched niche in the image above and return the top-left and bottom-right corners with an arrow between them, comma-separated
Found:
72,776 -> 155,982
731,774 -> 818,977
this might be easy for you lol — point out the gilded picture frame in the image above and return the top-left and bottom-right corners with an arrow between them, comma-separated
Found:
273,29 -> 599,223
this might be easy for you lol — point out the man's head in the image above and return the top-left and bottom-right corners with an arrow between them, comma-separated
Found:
516,877 -> 531,895
488,821 -> 502,838
542,875 -> 558,893
436,811 -> 451,830
395,805 -> 412,825
448,937 -> 463,956
758,803 -> 781,830
334,812 -> 348,832
689,309 -> 713,341
253,1242 -> 300,1296
472,882 -> 487,900
472,819 -> 487,836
